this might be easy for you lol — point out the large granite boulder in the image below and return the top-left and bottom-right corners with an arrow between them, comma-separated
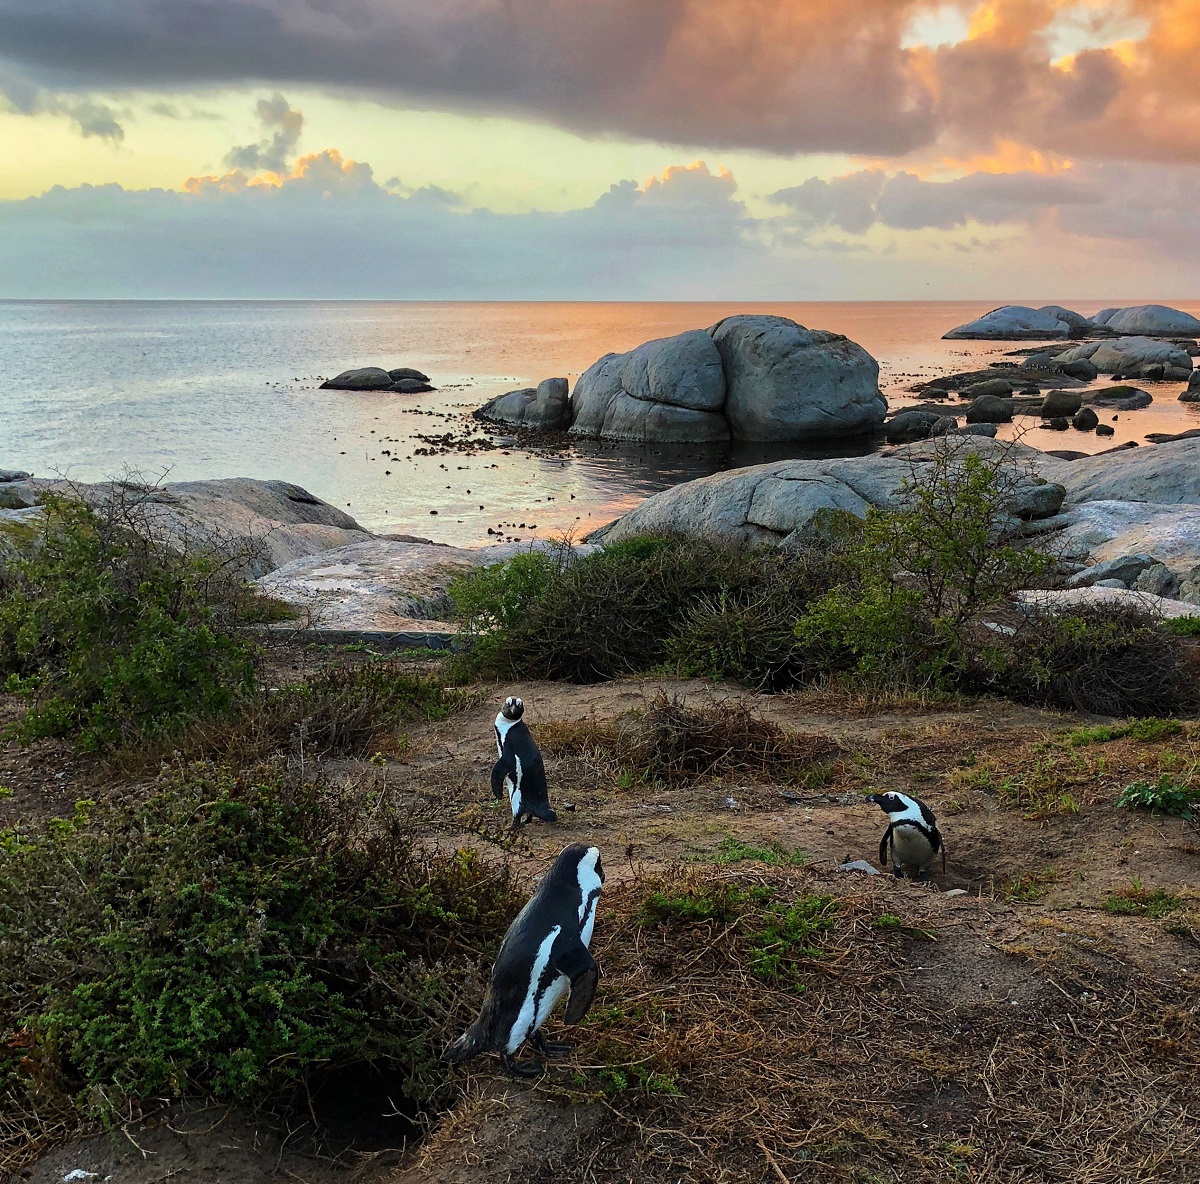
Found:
942,305 -> 1079,340
884,411 -> 952,444
1016,586 -> 1200,619
1180,369 -> 1200,403
1053,337 -> 1193,381
320,367 -> 395,391
591,437 -> 1064,547
709,315 -> 885,441
1052,437 -> 1200,504
1038,305 -> 1094,335
1,476 -> 370,578
567,316 -> 885,444
570,330 -> 729,443
1090,305 -> 1200,336
475,378 -> 571,430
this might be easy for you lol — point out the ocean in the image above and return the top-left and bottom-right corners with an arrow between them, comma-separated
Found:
4,299 -> 1199,546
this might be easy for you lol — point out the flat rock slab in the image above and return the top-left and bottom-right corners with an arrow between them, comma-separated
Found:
256,538 -> 598,638
1047,500 -> 1200,573
1016,586 -> 1200,618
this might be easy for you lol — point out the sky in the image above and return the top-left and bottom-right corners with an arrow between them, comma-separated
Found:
0,0 -> 1198,299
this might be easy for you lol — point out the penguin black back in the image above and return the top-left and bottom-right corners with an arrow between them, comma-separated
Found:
443,843 -> 604,1075
491,695 -> 556,827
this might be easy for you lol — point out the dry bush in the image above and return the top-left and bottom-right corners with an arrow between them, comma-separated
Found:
541,695 -> 839,788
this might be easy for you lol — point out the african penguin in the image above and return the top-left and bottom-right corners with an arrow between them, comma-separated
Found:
442,843 -> 604,1077
866,792 -> 946,879
492,696 -> 557,828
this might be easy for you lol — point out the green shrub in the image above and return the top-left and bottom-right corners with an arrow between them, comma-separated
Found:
1066,718 -> 1183,747
0,494 -> 255,750
1165,615 -> 1200,637
1116,775 -> 1198,818
0,763 -> 521,1126
746,895 -> 838,983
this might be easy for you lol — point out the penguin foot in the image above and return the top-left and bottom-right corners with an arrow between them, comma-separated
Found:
531,1033 -> 573,1058
501,1052 -> 545,1078
892,866 -> 904,879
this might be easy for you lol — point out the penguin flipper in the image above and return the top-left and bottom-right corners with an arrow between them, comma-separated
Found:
878,826 -> 892,871
554,943 -> 599,1025
490,756 -> 515,801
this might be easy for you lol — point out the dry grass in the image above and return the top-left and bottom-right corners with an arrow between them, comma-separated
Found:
514,865 -> 1200,1183
539,694 -> 841,790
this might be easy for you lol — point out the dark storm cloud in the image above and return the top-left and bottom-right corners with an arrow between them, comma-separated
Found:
0,0 -> 939,154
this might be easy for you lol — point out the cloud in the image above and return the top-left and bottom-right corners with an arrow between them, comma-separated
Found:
0,65 -> 124,139
2,0 -> 1199,163
772,167 -> 1099,232
0,155 -> 761,299
225,93 -> 302,173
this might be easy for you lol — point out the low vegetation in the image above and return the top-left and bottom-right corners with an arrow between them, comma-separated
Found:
0,763 -> 522,1167
539,694 -> 839,789
1116,774 -> 1200,818
451,443 -> 1197,717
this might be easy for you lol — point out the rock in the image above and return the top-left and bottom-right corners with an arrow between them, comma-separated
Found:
1058,358 -> 1099,381
951,423 -> 999,437
710,315 -> 886,441
476,377 -> 571,430
1045,450 -> 1089,461
885,410 -> 950,444
1054,337 -> 1193,381
256,538 -> 596,639
569,331 -> 729,443
10,476 -> 370,578
1093,578 -> 1128,589
1044,418 -> 1070,431
319,367 -> 395,391
966,395 -> 1014,423
1134,562 -> 1179,597
1040,390 -> 1083,418
592,437 -> 1064,547
1047,500 -> 1200,579
1016,585 -> 1200,618
1037,305 -> 1095,335
963,378 -> 1014,399
389,378 -> 435,393
0,470 -> 30,482
1053,438 -> 1200,504
1145,428 -> 1200,444
1072,408 -> 1099,431
942,888 -> 970,898
836,860 -> 881,875
1096,424 -> 1115,436
256,538 -> 477,633
1178,563 -> 1200,605
943,305 -> 1075,340
1090,304 -> 1200,336
1066,553 -> 1157,588
1087,385 -> 1152,411
569,316 -> 885,444
388,367 -> 430,382
1180,370 -> 1200,402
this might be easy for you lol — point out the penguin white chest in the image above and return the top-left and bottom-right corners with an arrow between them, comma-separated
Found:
892,823 -> 935,870
506,754 -> 523,817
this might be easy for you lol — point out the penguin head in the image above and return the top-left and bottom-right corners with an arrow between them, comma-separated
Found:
553,843 -> 605,887
866,792 -> 907,817
501,696 -> 525,721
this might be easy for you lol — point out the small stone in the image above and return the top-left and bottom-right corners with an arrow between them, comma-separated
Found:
1072,407 -> 1099,431
837,860 -> 881,875
1096,424 -> 1116,436
943,889 -> 969,898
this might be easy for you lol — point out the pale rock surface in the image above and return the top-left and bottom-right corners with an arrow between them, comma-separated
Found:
1016,586 -> 1200,618
1054,337 -> 1193,381
942,305 -> 1076,340
1090,305 -> 1200,336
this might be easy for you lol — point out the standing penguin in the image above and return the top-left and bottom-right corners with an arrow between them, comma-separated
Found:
442,843 -> 604,1077
492,696 -> 557,828
866,792 -> 946,879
